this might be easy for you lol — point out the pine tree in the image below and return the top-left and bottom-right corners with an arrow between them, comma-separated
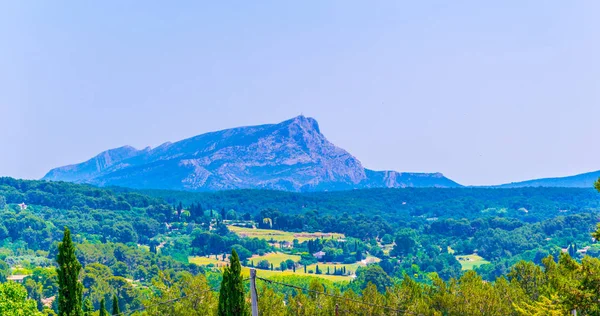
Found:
82,299 -> 93,316
112,294 -> 120,315
57,227 -> 83,316
218,249 -> 249,316
99,298 -> 107,316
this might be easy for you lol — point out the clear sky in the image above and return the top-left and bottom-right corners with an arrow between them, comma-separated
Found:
1,1 -> 599,186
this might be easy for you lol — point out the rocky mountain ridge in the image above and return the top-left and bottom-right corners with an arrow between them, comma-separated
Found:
43,116 -> 461,191
496,170 -> 600,188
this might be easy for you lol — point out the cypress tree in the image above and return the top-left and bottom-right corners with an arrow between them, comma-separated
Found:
218,268 -> 229,316
82,299 -> 93,316
99,298 -> 107,316
218,249 -> 248,316
112,294 -> 120,315
57,227 -> 83,316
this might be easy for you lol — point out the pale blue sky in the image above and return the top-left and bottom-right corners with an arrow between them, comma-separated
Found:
1,1 -> 599,185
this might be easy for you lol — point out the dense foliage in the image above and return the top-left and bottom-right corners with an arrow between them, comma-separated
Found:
57,228 -> 83,316
0,177 -> 599,315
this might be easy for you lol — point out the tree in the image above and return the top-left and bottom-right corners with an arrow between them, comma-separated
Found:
82,299 -> 93,316
593,178 -> 600,241
218,249 -> 249,316
144,272 -> 216,315
99,298 -> 107,316
111,262 -> 128,277
111,295 -> 120,315
57,227 -> 83,316
392,229 -> 417,257
24,279 -> 43,311
0,281 -> 43,316
354,265 -> 393,293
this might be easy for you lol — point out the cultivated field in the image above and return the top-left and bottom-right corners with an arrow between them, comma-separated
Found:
189,256 -> 229,267
241,267 -> 353,282
227,226 -> 344,243
455,254 -> 490,270
248,252 -> 301,266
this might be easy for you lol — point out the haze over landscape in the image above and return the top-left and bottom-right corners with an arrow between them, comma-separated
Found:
2,1 -> 600,185
2,2 -> 600,316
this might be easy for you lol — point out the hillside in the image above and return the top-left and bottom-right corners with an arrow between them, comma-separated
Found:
43,116 -> 459,191
497,170 -> 600,188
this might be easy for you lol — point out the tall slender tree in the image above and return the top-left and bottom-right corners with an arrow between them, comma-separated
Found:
218,249 -> 248,316
112,294 -> 120,315
99,298 -> 107,316
57,227 -> 83,316
82,299 -> 93,316
593,178 -> 600,240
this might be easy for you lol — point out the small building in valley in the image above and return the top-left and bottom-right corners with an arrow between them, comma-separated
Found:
312,251 -> 326,259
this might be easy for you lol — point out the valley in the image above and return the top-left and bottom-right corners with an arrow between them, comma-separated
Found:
1,176 -> 600,314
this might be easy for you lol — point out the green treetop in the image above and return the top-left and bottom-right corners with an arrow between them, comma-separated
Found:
99,298 -> 107,316
82,299 -> 93,316
57,227 -> 83,316
0,282 -> 44,316
112,294 -> 120,315
594,178 -> 600,241
218,249 -> 249,316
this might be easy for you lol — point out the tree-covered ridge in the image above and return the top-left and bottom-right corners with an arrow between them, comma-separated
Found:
0,177 -> 599,314
142,186 -> 600,221
0,177 -> 599,283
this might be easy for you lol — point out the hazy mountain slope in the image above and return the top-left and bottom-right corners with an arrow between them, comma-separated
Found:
43,116 -> 460,191
497,170 -> 600,188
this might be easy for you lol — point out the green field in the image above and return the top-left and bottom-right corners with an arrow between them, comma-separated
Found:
455,254 -> 490,270
189,256 -> 229,267
191,251 -> 368,282
241,266 -> 353,282
248,252 -> 301,266
228,225 -> 344,243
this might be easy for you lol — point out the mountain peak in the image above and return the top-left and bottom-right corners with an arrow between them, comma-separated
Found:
280,115 -> 321,134
42,117 -> 459,191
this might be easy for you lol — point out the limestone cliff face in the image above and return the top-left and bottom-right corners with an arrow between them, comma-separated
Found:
43,116 -> 460,191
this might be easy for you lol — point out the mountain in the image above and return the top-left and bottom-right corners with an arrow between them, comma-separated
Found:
43,115 -> 460,191
496,170 -> 600,188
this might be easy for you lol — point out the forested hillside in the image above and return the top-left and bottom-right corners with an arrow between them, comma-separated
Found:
0,177 -> 599,315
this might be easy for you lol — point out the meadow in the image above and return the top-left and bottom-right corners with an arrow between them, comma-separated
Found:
189,251 -> 374,282
455,254 -> 490,270
228,225 -> 344,243
189,255 -> 228,267
241,266 -> 353,282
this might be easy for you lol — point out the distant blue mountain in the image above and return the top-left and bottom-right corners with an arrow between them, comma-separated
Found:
43,116 -> 460,192
496,170 -> 600,188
